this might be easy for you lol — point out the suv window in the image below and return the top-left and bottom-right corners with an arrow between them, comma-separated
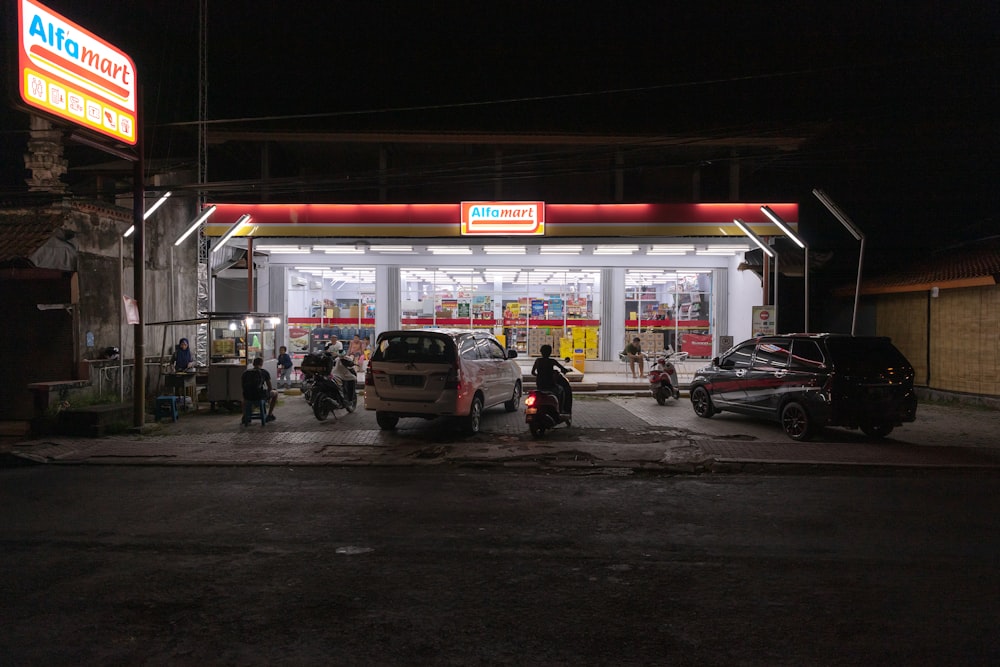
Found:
790,339 -> 826,370
720,341 -> 755,369
753,339 -> 790,368
477,338 -> 506,360
826,337 -> 909,373
374,333 -> 454,363
460,337 -> 480,361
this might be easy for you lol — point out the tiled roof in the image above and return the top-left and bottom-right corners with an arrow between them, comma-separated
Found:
0,212 -> 65,267
839,237 -> 1000,295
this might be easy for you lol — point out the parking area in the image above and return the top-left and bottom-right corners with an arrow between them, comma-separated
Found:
8,390 -> 1000,471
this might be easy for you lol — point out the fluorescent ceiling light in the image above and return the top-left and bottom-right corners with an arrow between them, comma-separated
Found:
371,245 -> 414,253
647,245 -> 695,255
428,246 -> 472,254
696,244 -> 751,256
539,245 -> 583,255
316,246 -> 366,254
483,245 -> 526,254
593,245 -> 639,255
263,247 -> 311,254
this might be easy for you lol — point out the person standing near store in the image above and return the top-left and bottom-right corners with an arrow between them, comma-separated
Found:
276,345 -> 293,390
347,334 -> 364,362
624,336 -> 645,379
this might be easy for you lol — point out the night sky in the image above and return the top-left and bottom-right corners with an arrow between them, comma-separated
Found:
3,1 -> 998,255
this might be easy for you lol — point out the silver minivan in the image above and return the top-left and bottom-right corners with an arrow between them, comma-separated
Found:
363,329 -> 522,433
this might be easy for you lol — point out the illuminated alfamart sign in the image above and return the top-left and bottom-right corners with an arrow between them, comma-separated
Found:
17,0 -> 138,145
461,201 -> 545,235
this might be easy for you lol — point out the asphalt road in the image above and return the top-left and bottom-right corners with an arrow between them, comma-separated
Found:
2,466 -> 997,665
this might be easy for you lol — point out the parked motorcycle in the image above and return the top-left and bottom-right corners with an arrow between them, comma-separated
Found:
648,349 -> 687,405
311,373 -> 356,421
524,372 -> 572,438
299,352 -> 333,406
300,352 -> 357,420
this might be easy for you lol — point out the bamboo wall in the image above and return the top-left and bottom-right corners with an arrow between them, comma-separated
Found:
876,285 -> 1000,397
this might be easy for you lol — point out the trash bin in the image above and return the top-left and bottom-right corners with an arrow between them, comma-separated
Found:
572,349 -> 586,373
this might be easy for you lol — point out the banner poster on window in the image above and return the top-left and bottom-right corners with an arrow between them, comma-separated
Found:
288,325 -> 311,353
752,306 -> 777,338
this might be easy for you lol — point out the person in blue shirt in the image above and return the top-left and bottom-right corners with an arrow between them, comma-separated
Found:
276,345 -> 294,389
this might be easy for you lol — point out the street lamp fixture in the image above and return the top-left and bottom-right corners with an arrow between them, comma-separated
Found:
735,218 -> 779,313
761,205 -> 809,333
174,205 -> 218,246
211,214 -> 252,253
123,190 -> 172,237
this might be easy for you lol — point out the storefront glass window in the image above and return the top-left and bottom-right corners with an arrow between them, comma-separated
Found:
401,267 -> 601,357
287,266 -> 375,354
625,269 -> 713,358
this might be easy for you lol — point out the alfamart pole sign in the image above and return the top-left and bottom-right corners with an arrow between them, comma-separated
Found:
16,0 -> 138,145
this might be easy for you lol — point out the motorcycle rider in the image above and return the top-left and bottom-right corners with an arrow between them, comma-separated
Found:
329,346 -> 358,404
530,344 -> 572,414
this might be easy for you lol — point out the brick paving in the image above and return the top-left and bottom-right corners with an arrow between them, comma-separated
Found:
8,387 -> 1000,472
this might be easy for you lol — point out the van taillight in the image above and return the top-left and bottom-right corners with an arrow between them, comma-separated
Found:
444,367 -> 460,390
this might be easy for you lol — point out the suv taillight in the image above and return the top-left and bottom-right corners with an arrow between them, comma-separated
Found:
444,366 -> 460,390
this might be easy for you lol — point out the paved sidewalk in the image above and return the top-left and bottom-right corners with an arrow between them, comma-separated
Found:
8,392 -> 1000,473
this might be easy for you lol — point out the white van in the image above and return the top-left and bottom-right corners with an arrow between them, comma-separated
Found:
364,329 -> 521,433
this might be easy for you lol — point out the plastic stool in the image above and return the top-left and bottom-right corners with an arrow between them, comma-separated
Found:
155,395 -> 180,422
242,398 -> 267,426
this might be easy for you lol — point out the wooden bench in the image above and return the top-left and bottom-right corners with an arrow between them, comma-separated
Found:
27,380 -> 90,414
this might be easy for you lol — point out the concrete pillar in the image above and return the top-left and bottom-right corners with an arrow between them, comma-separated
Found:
24,115 -> 68,193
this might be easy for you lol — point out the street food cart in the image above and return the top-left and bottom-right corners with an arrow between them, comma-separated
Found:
152,312 -> 282,411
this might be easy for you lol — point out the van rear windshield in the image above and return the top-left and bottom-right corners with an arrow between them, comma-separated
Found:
373,334 -> 455,364
826,337 -> 910,372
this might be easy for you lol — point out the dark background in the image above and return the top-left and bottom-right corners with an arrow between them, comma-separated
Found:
2,1 -> 998,253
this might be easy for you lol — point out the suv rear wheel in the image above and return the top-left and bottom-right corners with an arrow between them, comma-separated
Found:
781,401 -> 814,441
376,412 -> 399,430
464,396 -> 484,434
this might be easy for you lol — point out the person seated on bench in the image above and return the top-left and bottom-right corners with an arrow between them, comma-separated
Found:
241,356 -> 277,422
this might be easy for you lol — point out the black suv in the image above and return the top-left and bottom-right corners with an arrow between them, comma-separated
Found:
689,334 -> 917,441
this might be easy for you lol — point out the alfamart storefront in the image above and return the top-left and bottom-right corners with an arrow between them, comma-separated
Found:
203,201 -> 796,365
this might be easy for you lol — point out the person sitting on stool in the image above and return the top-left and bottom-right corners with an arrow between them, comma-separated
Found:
242,356 -> 277,422
624,336 -> 645,379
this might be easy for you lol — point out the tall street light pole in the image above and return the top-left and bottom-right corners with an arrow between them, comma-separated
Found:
813,189 -> 865,335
